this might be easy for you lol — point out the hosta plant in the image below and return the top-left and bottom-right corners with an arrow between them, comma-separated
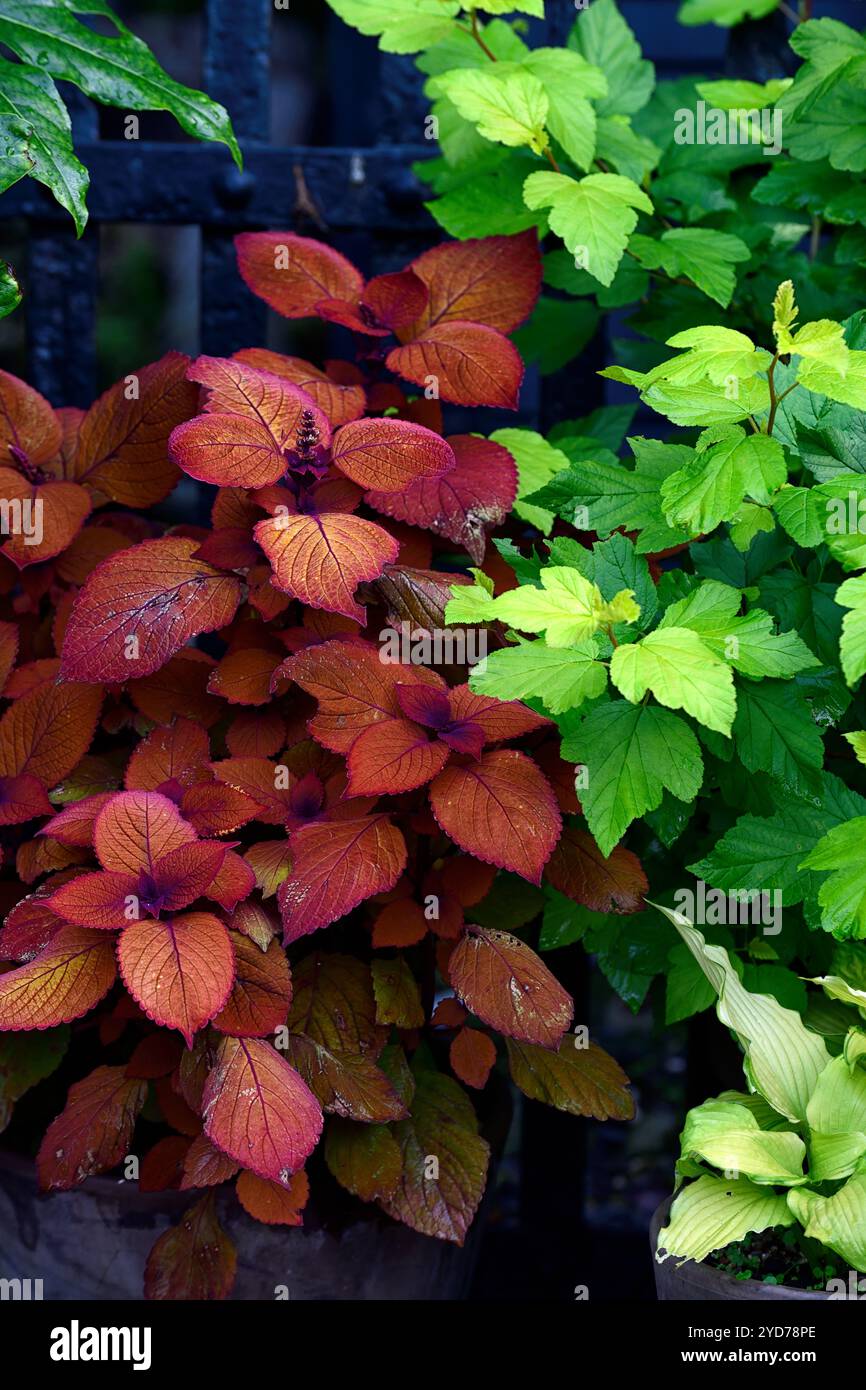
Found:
654,906 -> 866,1287
0,228 -> 635,1300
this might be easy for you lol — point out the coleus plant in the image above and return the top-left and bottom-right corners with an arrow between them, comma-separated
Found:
0,227 -> 636,1300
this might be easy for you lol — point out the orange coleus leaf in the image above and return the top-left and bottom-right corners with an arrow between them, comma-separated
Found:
448,926 -> 573,1048
283,1034 -> 407,1123
226,707 -> 285,757
207,849 -> 256,911
209,756 -> 292,824
447,685 -> 551,744
202,1034 -> 323,1181
235,231 -> 364,319
155,1075 -> 202,1137
429,750 -> 560,884
208,645 -> 283,706
279,814 -> 407,944
254,503 -> 398,624
54,524 -> 130,585
139,1135 -> 192,1192
506,1037 -> 635,1121
180,1132 -> 240,1189
404,231 -> 541,337
346,717 -> 450,797
118,911 -> 235,1045
48,868 -> 141,929
330,418 -> 454,492
0,680 -> 103,785
228,898 -> 278,951
3,657 -> 61,699
0,368 -> 61,466
366,433 -> 517,565
60,537 -> 243,683
0,773 -> 54,825
386,322 -> 524,410
450,1026 -> 497,1090
0,924 -> 115,1028
71,352 -> 197,506
0,881 -> 66,961
17,837 -> 88,885
0,468 -> 91,568
233,349 -> 365,427
40,793 -> 114,848
545,826 -> 648,914
431,996 -> 468,1028
372,899 -> 428,948
128,651 -> 222,728
236,1168 -> 309,1226
438,855 -> 497,908
212,931 -> 291,1038
363,269 -> 429,333
94,790 -> 197,874
36,1065 -> 147,1191
144,1192 -> 237,1301
179,781 -> 259,838
124,718 -> 210,792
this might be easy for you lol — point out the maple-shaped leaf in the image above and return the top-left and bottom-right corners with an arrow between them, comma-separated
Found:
429,750 -> 560,884
144,1192 -> 237,1301
236,1169 -> 309,1226
378,1067 -> 489,1245
0,681 -> 103,786
450,1027 -> 497,1090
118,911 -> 236,1045
449,926 -> 573,1047
286,952 -> 381,1055
235,231 -> 364,318
0,367 -> 61,467
71,353 -> 198,506
545,825 -> 648,913
234,349 -> 365,426
212,932 -> 291,1038
279,814 -> 407,942
202,1035 -> 322,1181
325,1119 -> 402,1202
331,417 -> 454,492
60,537 -> 243,682
404,231 -> 541,337
254,502 -> 398,624
366,433 -> 517,564
387,321 -> 524,409
36,1065 -> 147,1191
0,925 -> 116,1029
506,1038 -> 635,1120
0,467 -> 91,568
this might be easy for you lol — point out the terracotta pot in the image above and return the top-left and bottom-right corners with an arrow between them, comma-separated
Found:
650,1198 -> 829,1302
0,1147 -> 486,1301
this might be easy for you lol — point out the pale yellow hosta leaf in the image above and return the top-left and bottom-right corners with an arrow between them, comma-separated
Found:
788,1173 -> 866,1273
679,1099 -> 807,1185
657,1174 -> 795,1265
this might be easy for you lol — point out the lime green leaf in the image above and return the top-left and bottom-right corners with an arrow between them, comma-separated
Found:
520,48 -> 606,171
0,1 -> 240,168
645,325 -> 768,388
641,376 -> 770,429
844,731 -> 866,765
470,639 -> 607,716
806,1056 -> 866,1180
679,1099 -> 807,1185
788,1174 -> 866,1273
476,0 -> 544,13
660,428 -> 786,535
444,575 -> 496,625
327,0 -> 459,52
523,170 -> 652,288
696,78 -> 790,108
595,116 -> 660,183
561,701 -> 703,856
835,574 -> 866,685
433,67 -> 549,154
779,318 -> 849,373
678,0 -> 779,25
629,229 -> 750,308
730,503 -> 776,552
491,428 -> 570,534
494,567 -> 636,647
0,260 -> 21,319
0,57 -> 88,233
659,579 -> 819,678
772,280 -> 798,339
611,627 -> 736,735
801,817 -> 866,939
657,1174 -> 795,1265
568,0 -> 654,118
798,351 -> 866,409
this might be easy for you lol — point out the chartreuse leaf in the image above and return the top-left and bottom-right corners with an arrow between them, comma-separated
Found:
561,701 -> 703,857
649,905 -> 830,1122
788,1174 -> 866,1273
475,1 -> 544,13
327,0 -> 460,52
660,428 -> 786,535
801,817 -> 866,939
659,579 -> 819,678
641,326 -> 769,387
629,229 -> 750,308
523,171 -> 652,288
678,0 -> 779,25
806,1056 -> 866,1181
492,428 -> 570,534
844,732 -> 866,764
611,628 -> 736,735
469,639 -> 607,717
0,56 -> 88,233
568,0 -> 654,119
433,67 -> 549,155
518,48 -> 607,171
836,574 -> 866,685
0,261 -> 21,319
444,569 -> 496,625
494,567 -> 639,647
657,1174 -> 795,1266
678,1099 -> 807,1186
0,1 -> 240,168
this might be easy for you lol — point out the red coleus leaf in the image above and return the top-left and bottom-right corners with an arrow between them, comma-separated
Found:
429,750 -> 560,884
209,756 -> 292,825
226,707 -> 285,758
124,719 -> 209,792
366,433 -> 518,565
212,931 -> 292,1038
236,1169 -> 309,1226
0,925 -> 117,1029
545,826 -> 648,914
386,321 -> 524,409
345,718 -> 450,797
205,848 -> 255,911
0,468 -> 91,568
0,619 -> 18,695
0,367 -> 61,467
450,1027 -> 497,1090
208,646 -> 284,706
235,231 -> 364,319
363,270 -> 428,332
48,869 -> 140,929
372,899 -> 428,947
118,911 -> 236,1045
0,681 -> 103,785
94,791 -> 197,875
279,814 -> 407,943
36,1065 -> 147,1191
254,501 -> 398,624
144,1192 -> 237,1301
202,1034 -> 323,1181
179,781 -> 260,838
140,1135 -> 192,1192
403,231 -> 541,337
234,349 -> 365,426
70,352 -> 198,506
331,417 -> 454,492
180,1132 -> 240,1189
0,773 -> 54,825
447,684 -> 551,743
126,1031 -> 185,1079
449,926 -> 573,1047
60,537 -> 243,683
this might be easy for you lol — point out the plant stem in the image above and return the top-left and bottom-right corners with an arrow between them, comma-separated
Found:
809,214 -> 823,261
765,351 -> 780,435
779,1 -> 799,23
544,145 -> 561,174
467,9 -> 497,61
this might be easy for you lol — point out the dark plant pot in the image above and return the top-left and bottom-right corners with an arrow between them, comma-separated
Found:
650,1198 -> 829,1302
0,1147 -> 487,1301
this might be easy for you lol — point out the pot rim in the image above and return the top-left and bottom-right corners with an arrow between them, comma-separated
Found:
0,1143 -> 193,1213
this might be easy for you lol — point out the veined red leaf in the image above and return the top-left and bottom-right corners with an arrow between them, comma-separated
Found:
429,750 -> 560,884
209,756 -> 293,824
202,1035 -> 322,1180
0,773 -> 53,825
205,850 -> 255,911
144,1192 -> 236,1301
0,925 -> 117,1029
0,681 -> 103,785
0,368 -> 60,466
48,869 -> 139,929
244,840 -> 292,897
94,791 -> 197,875
234,349 -> 365,426
124,719 -> 210,792
279,815 -> 407,942
139,1135 -> 192,1192
128,651 -> 222,729
180,1132 -> 240,1189
0,619 -> 18,695
506,1038 -> 634,1120
36,1065 -> 147,1190
449,926 -> 572,1047
545,826 -> 648,914
179,782 -> 259,838
126,1032 -> 185,1080
331,418 -> 454,492
254,506 -> 398,623
346,717 -> 450,797
447,685 -> 551,744
0,469 -> 91,568
208,646 -> 282,706
387,322 -> 524,410
60,537 -> 243,682
212,931 -> 291,1037
226,707 -> 285,758
236,1169 -> 309,1226
148,840 -> 228,911
363,269 -> 428,332
228,898 -> 278,951
118,911 -> 235,1045
235,231 -> 363,318
405,232 -> 541,336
